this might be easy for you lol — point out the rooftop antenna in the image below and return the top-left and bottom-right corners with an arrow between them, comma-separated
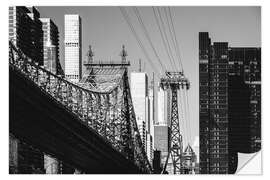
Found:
152,72 -> 155,87
139,59 -> 142,72
152,72 -> 155,124
87,45 -> 94,63
143,61 -> 146,72
120,45 -> 127,64
84,45 -> 94,69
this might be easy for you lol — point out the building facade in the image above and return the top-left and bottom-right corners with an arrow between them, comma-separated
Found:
148,85 -> 155,141
199,32 -> 211,174
199,32 -> 261,174
64,14 -> 82,83
146,78 -> 155,164
40,18 -> 63,75
146,133 -> 153,165
152,150 -> 162,174
9,6 -> 43,65
157,87 -> 170,125
131,72 -> 148,151
154,124 -> 170,171
228,47 -> 261,152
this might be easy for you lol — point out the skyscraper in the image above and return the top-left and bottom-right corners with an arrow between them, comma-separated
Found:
9,6 -> 43,65
228,47 -> 261,152
199,32 -> 261,174
154,86 -> 172,172
146,77 -> 155,164
157,87 -> 170,125
148,83 -> 155,141
199,32 -> 211,174
64,14 -> 82,83
27,7 -> 44,65
199,32 -> 231,174
40,18 -> 61,75
130,72 -> 148,151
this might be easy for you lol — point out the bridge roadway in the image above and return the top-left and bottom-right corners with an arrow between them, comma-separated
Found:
9,65 -> 146,174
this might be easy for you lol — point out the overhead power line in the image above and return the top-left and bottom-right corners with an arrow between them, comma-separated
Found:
156,7 -> 178,72
133,7 -> 167,73
168,7 -> 184,72
152,7 -> 175,72
164,7 -> 183,72
119,7 -> 161,76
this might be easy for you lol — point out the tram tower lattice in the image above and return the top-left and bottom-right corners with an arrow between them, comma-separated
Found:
160,71 -> 190,174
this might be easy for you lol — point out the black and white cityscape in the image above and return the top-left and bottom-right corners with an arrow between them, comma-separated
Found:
9,6 -> 261,174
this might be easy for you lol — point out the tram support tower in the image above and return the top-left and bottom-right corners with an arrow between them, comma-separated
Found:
160,71 -> 190,174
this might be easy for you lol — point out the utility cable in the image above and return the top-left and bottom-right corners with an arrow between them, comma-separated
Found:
168,7 -> 184,72
133,7 -> 167,73
152,7 -> 175,72
156,7 -> 178,72
119,7 -> 162,76
164,7 -> 183,72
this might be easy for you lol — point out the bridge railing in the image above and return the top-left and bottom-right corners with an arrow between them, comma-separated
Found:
9,41 -> 152,173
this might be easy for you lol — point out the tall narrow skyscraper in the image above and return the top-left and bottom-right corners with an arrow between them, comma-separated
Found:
64,14 -> 82,83
148,86 -> 154,138
157,87 -> 170,125
146,76 -> 155,165
199,32 -> 230,174
154,86 -> 171,172
130,72 -> 148,151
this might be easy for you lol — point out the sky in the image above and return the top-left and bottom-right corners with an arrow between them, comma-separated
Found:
37,6 -> 261,145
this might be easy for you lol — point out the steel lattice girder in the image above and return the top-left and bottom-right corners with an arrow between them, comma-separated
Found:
160,71 -> 190,174
168,88 -> 182,174
9,41 -> 152,173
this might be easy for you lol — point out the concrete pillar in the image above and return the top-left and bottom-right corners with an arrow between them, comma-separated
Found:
44,155 -> 59,174
74,168 -> 82,174
9,134 -> 18,173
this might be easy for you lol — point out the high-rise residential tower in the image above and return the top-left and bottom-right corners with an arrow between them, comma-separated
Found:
199,32 -> 261,174
64,14 -> 82,83
228,47 -> 261,152
199,32 -> 231,174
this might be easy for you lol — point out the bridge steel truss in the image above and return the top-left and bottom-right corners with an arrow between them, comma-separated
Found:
9,41 -> 152,173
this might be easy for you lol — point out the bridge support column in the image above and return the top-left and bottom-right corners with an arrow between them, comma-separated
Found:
74,169 -> 83,174
44,155 -> 59,174
9,134 -> 18,174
